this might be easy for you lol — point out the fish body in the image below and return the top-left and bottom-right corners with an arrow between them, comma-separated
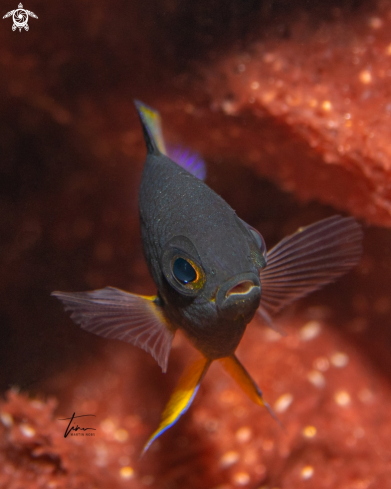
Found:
139,147 -> 265,359
53,101 -> 363,453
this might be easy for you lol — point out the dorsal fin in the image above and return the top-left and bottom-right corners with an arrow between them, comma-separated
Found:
135,100 -> 207,181
134,100 -> 165,156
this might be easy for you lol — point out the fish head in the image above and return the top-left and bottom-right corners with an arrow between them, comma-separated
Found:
156,212 -> 267,357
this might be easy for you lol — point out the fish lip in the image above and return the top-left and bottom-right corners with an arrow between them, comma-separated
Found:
215,272 -> 261,319
225,280 -> 257,298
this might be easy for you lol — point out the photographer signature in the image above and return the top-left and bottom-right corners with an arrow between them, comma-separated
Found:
59,412 -> 96,438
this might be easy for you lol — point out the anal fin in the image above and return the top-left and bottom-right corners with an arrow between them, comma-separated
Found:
219,355 -> 281,427
52,287 -> 174,372
142,355 -> 211,455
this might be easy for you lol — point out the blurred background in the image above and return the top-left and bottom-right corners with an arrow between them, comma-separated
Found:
1,0 -> 391,487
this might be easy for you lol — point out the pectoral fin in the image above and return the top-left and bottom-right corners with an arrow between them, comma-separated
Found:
256,306 -> 287,336
259,215 -> 363,317
142,356 -> 211,455
52,287 -> 174,373
219,355 -> 280,426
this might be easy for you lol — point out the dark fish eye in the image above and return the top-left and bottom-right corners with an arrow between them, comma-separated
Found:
173,257 -> 197,284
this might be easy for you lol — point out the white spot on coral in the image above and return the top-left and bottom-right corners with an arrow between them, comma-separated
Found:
100,418 -> 116,434
114,428 -> 128,442
307,370 -> 326,388
264,328 -> 281,342
313,357 -> 329,372
302,426 -> 317,438
235,426 -> 252,443
119,466 -> 134,480
330,352 -> 349,368
233,471 -> 250,486
20,424 -> 35,438
359,70 -> 372,84
0,412 -> 13,427
334,391 -> 351,406
94,444 -> 108,467
300,321 -> 321,341
369,17 -> 382,29
321,100 -> 332,111
221,100 -> 236,115
220,450 -> 240,468
274,393 -> 293,413
301,465 -> 314,480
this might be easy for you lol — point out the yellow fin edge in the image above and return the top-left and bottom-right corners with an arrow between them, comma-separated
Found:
141,356 -> 211,455
136,104 -> 167,154
219,355 -> 282,427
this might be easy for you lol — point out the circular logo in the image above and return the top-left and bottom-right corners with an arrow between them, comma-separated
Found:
12,8 -> 28,31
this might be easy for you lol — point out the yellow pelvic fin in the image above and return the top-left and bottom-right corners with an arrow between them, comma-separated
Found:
219,355 -> 282,426
142,355 -> 211,455
135,102 -> 167,154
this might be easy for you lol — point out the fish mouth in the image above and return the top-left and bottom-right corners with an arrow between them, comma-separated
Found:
226,280 -> 256,298
216,272 -> 261,321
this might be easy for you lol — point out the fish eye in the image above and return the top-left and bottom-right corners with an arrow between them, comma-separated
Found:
161,236 -> 206,296
249,228 -> 267,257
173,257 -> 197,284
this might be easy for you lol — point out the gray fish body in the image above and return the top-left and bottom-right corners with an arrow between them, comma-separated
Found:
139,152 -> 265,358
52,100 -> 362,374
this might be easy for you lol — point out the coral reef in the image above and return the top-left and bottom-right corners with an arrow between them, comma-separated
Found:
1,0 -> 391,488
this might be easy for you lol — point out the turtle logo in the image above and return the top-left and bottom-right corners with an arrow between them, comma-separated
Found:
3,3 -> 38,32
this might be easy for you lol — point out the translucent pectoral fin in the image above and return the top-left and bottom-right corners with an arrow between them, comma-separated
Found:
52,287 -> 174,372
256,306 -> 287,336
259,215 -> 363,316
219,355 -> 281,426
142,356 -> 211,455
